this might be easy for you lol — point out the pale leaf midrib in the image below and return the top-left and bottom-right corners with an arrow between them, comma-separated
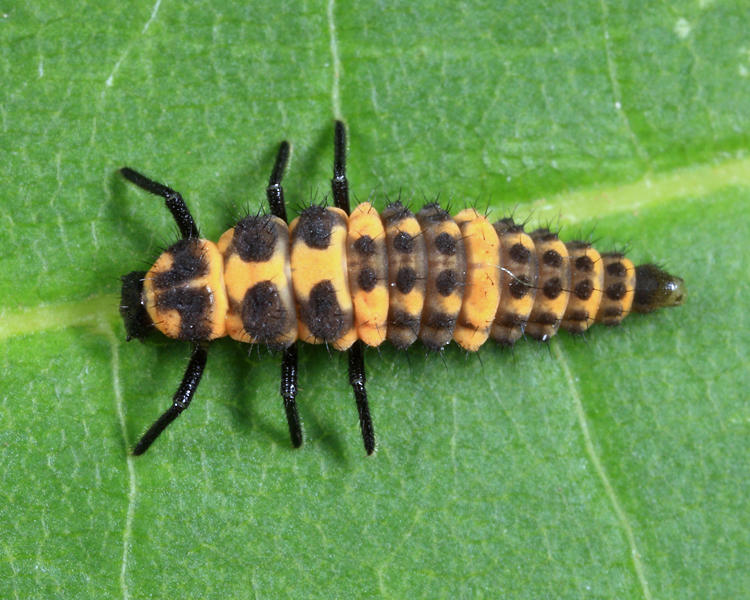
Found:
1,156 -> 747,340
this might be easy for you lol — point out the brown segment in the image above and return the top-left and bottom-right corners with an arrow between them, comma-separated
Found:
561,241 -> 604,334
491,219 -> 538,346
217,216 -> 297,349
382,203 -> 427,349
417,204 -> 466,350
596,253 -> 635,326
347,202 -> 389,347
144,238 -> 228,341
526,229 -> 571,341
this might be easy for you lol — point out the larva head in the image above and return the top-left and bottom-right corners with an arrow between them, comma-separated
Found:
633,264 -> 686,313
120,271 -> 153,341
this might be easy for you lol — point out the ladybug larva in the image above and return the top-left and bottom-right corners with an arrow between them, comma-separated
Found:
119,121 -> 686,456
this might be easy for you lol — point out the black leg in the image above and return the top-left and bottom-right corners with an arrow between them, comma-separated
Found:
349,341 -> 375,455
132,343 -> 208,455
120,167 -> 199,239
266,141 -> 291,222
280,344 -> 302,447
331,120 -> 376,454
331,120 -> 350,213
263,140 -> 303,448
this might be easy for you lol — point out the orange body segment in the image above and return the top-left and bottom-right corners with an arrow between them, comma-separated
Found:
453,209 -> 501,351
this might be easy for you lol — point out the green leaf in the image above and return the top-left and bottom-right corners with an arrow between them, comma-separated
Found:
2,1 -> 748,598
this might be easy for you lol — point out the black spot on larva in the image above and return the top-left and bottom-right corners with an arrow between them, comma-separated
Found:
575,279 -> 594,300
543,277 -> 563,299
568,309 -> 589,322
395,267 -> 417,294
500,312 -> 525,327
543,249 -> 562,267
535,311 -> 559,326
389,310 -> 421,333
424,312 -> 455,331
353,235 -> 376,256
575,255 -> 594,272
302,280 -> 345,341
156,286 -> 212,341
606,282 -> 627,301
153,239 -> 208,289
297,206 -> 334,249
509,243 -> 530,264
233,216 -> 277,262
607,261 -> 627,277
509,275 -> 531,299
241,281 -> 286,342
435,270 -> 458,296
434,232 -> 457,256
357,267 -> 377,292
604,306 -> 623,319
393,231 -> 414,253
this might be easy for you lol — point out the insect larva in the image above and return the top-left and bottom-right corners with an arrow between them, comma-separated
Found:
119,121 -> 685,456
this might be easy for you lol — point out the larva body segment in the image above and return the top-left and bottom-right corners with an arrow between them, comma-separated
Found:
217,215 -> 297,350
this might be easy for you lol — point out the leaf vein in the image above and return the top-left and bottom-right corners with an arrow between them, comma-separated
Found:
553,343 -> 652,600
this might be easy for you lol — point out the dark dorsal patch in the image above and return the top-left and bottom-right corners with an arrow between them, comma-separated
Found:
241,281 -> 286,344
567,309 -> 589,322
501,312 -> 526,327
575,255 -> 594,272
357,267 -> 377,292
604,306 -> 623,319
494,217 -> 524,234
534,311 -> 559,326
156,286 -> 212,341
395,267 -> 417,294
509,274 -> 531,299
422,311 -> 456,333
233,215 -> 277,262
434,232 -> 457,256
436,270 -> 459,296
153,239 -> 208,289
393,231 -> 414,253
532,228 -> 559,242
606,282 -> 627,300
388,310 -> 421,349
353,235 -> 376,256
297,206 -> 334,249
567,241 -> 591,251
418,203 -> 451,224
382,201 -> 412,223
574,279 -> 594,300
543,277 -> 563,299
302,280 -> 345,341
542,249 -> 563,267
509,243 -> 530,264
606,261 -> 627,277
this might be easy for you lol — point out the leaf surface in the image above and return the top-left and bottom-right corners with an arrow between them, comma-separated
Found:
1,2 -> 748,598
